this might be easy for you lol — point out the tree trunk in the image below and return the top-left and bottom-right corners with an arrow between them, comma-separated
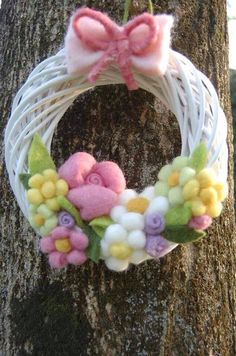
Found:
0,1 -> 235,355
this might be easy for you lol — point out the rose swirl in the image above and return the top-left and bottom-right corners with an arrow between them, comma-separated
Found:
144,212 -> 165,235
85,173 -> 104,186
58,211 -> 75,229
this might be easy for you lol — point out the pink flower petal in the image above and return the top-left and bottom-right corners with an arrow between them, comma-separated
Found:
89,161 -> 126,194
51,226 -> 69,240
188,215 -> 212,230
67,185 -> 118,220
58,152 -> 96,188
48,251 -> 68,268
70,231 -> 89,250
67,250 -> 87,265
40,237 -> 55,253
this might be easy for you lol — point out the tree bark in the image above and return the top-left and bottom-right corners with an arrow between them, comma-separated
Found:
0,1 -> 235,355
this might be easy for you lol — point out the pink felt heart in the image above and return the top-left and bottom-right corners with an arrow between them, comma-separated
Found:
67,185 -> 118,221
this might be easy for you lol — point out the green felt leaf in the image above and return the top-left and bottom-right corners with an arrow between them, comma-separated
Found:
28,134 -> 56,175
57,195 -> 85,229
165,206 -> 192,226
83,225 -> 101,263
19,173 -> 32,190
189,142 -> 207,173
162,225 -> 206,243
89,216 -> 114,238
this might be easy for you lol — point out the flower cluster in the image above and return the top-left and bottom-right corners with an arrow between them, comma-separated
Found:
27,169 -> 68,207
23,140 -> 127,269
59,152 -> 125,220
27,169 -> 68,235
21,136 -> 228,272
182,168 -> 227,218
100,188 -> 175,271
40,225 -> 88,268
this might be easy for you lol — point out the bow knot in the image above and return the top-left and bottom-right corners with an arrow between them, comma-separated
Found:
65,8 -> 173,90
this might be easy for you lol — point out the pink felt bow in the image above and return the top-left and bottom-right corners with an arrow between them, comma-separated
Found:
65,8 -> 173,90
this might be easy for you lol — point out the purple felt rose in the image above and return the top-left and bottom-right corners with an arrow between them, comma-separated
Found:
58,211 -> 75,229
144,212 -> 165,235
145,235 -> 177,258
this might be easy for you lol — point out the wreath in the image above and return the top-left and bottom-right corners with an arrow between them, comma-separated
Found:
4,7 -> 228,272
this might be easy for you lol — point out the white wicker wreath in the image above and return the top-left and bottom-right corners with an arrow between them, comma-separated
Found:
4,8 -> 228,272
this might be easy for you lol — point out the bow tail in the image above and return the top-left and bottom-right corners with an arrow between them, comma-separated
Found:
88,49 -> 114,84
119,63 -> 138,91
117,44 -> 138,91
87,44 -> 138,90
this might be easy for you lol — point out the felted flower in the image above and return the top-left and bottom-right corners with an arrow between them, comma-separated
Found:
182,168 -> 228,218
101,187 -> 170,270
101,224 -> 149,272
145,234 -> 177,258
58,152 -> 126,220
110,187 -> 169,224
29,204 -> 58,235
27,169 -> 68,211
40,226 -> 89,268
188,215 -> 212,230
154,156 -> 197,207
144,212 -> 165,235
58,211 -> 75,229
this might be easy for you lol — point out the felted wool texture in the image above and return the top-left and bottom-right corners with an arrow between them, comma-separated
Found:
67,185 -> 118,221
188,215 -> 212,230
59,152 -> 126,193
88,161 -> 126,194
101,223 -> 149,272
145,234 -> 177,258
40,226 -> 88,268
59,152 -> 96,188
65,8 -> 174,85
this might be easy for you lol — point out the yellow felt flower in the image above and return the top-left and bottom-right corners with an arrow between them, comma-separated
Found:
183,168 -> 227,218
27,169 -> 68,210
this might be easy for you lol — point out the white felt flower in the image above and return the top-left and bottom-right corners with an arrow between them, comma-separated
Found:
102,187 -> 170,271
110,187 -> 155,223
101,224 -> 149,272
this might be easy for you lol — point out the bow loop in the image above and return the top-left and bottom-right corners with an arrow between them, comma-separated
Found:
124,13 -> 158,54
65,7 -> 173,90
72,8 -> 117,51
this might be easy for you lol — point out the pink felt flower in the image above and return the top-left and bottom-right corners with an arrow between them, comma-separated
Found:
188,215 -> 212,230
68,185 -> 118,221
40,226 -> 89,268
58,152 -> 126,220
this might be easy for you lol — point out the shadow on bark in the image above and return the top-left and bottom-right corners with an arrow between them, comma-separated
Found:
11,281 -> 92,356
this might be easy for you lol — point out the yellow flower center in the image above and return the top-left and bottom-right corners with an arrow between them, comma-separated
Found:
127,197 -> 149,213
33,213 -> 45,226
55,238 -> 72,253
109,243 -> 133,260
168,171 -> 180,187
41,181 -> 56,199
